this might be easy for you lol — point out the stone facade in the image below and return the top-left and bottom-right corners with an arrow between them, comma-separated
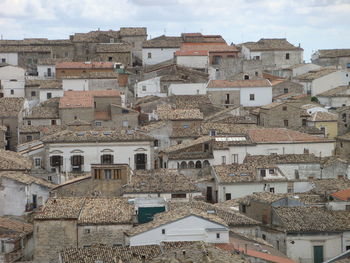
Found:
272,80 -> 304,98
332,107 -> 350,136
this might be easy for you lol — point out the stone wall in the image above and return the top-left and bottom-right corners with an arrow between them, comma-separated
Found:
272,81 -> 304,98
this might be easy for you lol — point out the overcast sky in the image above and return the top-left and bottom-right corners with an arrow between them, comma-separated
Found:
0,0 -> 349,61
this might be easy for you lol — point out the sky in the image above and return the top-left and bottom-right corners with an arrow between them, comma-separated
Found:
0,0 -> 349,61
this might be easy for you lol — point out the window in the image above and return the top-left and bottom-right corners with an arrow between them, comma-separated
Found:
64,52 -> 69,57
108,57 -> 113,62
84,229 -> 91,234
250,94 -> 255,101
50,155 -> 63,167
262,234 -> 266,240
162,229 -> 165,234
95,121 -> 102,126
284,88 -> 288,94
27,58 -> 32,64
244,75 -> 249,80
260,169 -> 266,177
286,53 -> 290,60
104,169 -> 112,180
204,143 -> 209,152
295,170 -> 299,179
221,156 -> 226,164
255,71 -> 259,76
241,204 -> 246,213
304,148 -> 309,154
346,206 -> 350,212
253,56 -> 260,60
282,106 -> 287,111
225,193 -> 231,201
183,124 -> 189,128
47,93 -> 52,99
34,158 -> 41,167
212,56 -> 222,65
284,120 -> 289,127
209,129 -> 217,136
31,91 -> 36,97
232,154 -> 238,163
101,154 -> 114,164
26,135 -> 32,142
154,140 -> 159,147
27,120 -> 31,126
48,176 -> 52,181
148,52 -> 152,59
122,120 -> 129,127
10,89 -> 14,95
71,155 -> 84,170
320,127 -> 325,134
270,187 -> 275,193
171,193 -> 186,198
1,58 -> 5,63
269,169 -> 274,174
302,119 -> 307,126
51,119 -> 56,125
122,109 -> 129,114
110,38 -> 114,43
216,233 -> 220,239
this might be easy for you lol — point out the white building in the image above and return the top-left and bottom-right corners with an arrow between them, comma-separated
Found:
142,35 -> 182,66
127,208 -> 229,246
0,52 -> 18,66
207,79 -> 272,107
317,85 -> 350,108
0,65 -> 25,97
135,77 -> 166,98
175,50 -> 209,70
37,64 -> 55,79
42,129 -> 155,173
294,68 -> 350,96
0,171 -> 54,216
168,83 -> 207,96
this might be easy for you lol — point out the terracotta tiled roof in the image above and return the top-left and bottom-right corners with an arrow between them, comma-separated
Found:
244,154 -> 321,165
175,50 -> 208,56
155,106 -> 203,120
142,35 -> 183,48
0,149 -> 32,171
35,197 -> 86,219
248,128 -> 331,143
0,97 -> 24,117
59,90 -> 120,109
162,136 -> 212,153
0,171 -> 55,188
24,106 -> 59,119
61,71 -> 120,79
309,111 -> 338,122
42,129 -> 154,143
294,68 -> 337,81
207,79 -> 271,88
119,27 -> 147,36
317,85 -> 350,97
127,207 -> 228,236
96,43 -> 132,53
122,169 -> 201,194
71,30 -> 120,42
78,198 -> 134,224
242,38 -> 303,51
317,49 -> 350,58
213,164 -> 257,183
273,207 -> 350,232
56,61 -> 114,69
37,58 -> 72,65
0,46 -> 51,53
331,188 -> 350,201
25,79 -> 62,89
0,217 -> 33,239
309,179 -> 350,195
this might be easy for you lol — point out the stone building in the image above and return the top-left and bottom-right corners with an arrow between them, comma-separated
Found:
25,79 -> 63,102
0,217 -> 34,262
336,133 -> 350,160
331,106 -> 350,136
311,49 -> 350,70
240,38 -> 304,71
317,85 -> 350,108
270,79 -> 304,98
0,97 -> 25,150
0,65 -> 26,98
56,61 -> 115,79
34,197 -> 136,263
51,164 -> 131,197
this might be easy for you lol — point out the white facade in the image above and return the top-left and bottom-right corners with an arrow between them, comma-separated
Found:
297,70 -> 350,96
207,86 -> 273,107
213,141 -> 335,165
176,55 -> 208,69
135,77 -> 166,98
62,79 -> 89,91
123,192 -> 203,202
46,141 -> 154,172
39,88 -> 64,102
291,64 -> 322,77
0,65 -> 25,97
37,65 -> 56,79
0,177 -> 51,216
142,48 -> 179,66
0,53 -> 18,66
168,83 -> 207,96
129,215 -> 229,246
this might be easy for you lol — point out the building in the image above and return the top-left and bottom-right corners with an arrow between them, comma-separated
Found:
306,111 -> 338,139
122,169 -> 202,201
311,49 -> 350,69
241,38 -> 303,70
56,61 -> 115,79
0,97 -> 25,150
317,85 -> 350,108
42,129 -> 154,172
25,79 -> 63,102
294,68 -> 350,96
270,79 -> 304,99
332,106 -> 350,136
0,217 -> 33,262
207,79 -> 272,107
276,63 -> 322,79
142,35 -> 182,66
126,207 -> 229,246
336,133 -> 350,160
0,65 -> 25,97
34,197 -> 136,263
51,164 -> 131,197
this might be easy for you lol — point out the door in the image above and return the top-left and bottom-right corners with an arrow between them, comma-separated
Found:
32,194 -> 37,209
47,68 -> 51,77
313,246 -> 324,263
207,186 -> 213,202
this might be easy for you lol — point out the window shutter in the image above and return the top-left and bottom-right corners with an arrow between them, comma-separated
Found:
60,156 -> 63,166
50,156 -> 53,166
111,155 -> 114,164
80,156 -> 84,165
100,155 -> 103,164
71,156 -> 74,165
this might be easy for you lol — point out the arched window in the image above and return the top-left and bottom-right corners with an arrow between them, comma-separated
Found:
188,161 -> 195,168
195,161 -> 202,169
101,154 -> 114,164
180,161 -> 188,169
135,153 -> 147,170
203,160 -> 210,167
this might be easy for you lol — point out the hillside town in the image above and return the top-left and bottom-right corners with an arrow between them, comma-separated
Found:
0,26 -> 349,263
